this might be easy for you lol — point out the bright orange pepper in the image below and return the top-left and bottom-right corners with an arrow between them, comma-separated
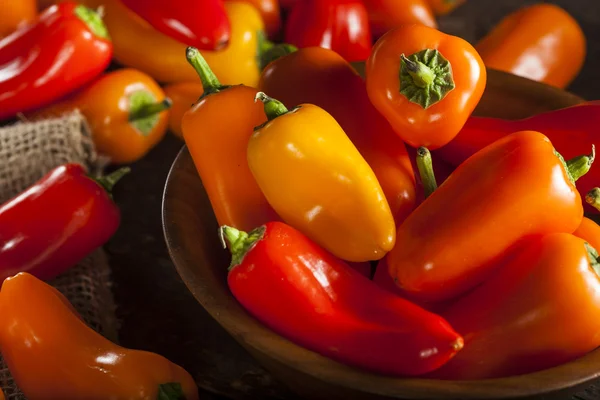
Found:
426,0 -> 465,16
366,24 -> 486,150
30,69 -> 171,164
0,272 -> 199,400
181,48 -> 279,232
363,0 -> 437,38
0,0 -> 36,37
163,82 -> 204,139
248,92 -> 396,262
231,0 -> 280,38
574,216 -> 600,252
475,3 -> 585,89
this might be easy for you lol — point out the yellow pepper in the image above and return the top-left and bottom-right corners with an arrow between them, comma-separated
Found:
248,93 -> 396,262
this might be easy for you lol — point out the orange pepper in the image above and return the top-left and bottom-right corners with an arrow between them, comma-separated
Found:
475,4 -> 585,89
0,272 -> 199,400
30,69 -> 171,164
363,0 -> 437,38
230,0 -> 280,38
426,0 -> 465,16
258,47 -> 416,225
249,92 -> 396,262
163,82 -> 204,139
366,24 -> 486,150
0,0 -> 36,37
577,189 -> 600,251
181,48 -> 278,232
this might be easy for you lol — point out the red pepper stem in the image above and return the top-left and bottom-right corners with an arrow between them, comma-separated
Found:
94,167 -> 131,194
255,92 -> 289,121
219,225 -> 266,270
565,145 -> 595,183
585,187 -> 600,212
416,147 -> 438,198
186,47 -> 222,95
129,98 -> 172,121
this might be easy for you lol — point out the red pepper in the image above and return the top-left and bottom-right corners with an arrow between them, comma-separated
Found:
118,0 -> 230,50
284,0 -> 372,62
435,102 -> 600,213
0,2 -> 112,121
0,164 -> 126,282
221,221 -> 464,376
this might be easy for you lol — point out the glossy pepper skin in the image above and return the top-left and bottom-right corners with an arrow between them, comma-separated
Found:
435,102 -> 600,213
475,3 -> 585,89
0,272 -> 199,400
285,0 -> 372,63
31,69 -> 171,164
0,164 -> 126,282
235,0 -> 281,38
574,217 -> 600,252
164,82 -> 204,139
119,0 -> 230,50
366,24 -> 486,149
249,93 -> 396,262
427,0 -> 465,16
259,47 -> 416,225
222,221 -> 464,376
181,48 -> 278,232
363,0 -> 437,38
0,2 -> 112,121
388,131 -> 588,303
429,233 -> 600,379
0,0 -> 36,38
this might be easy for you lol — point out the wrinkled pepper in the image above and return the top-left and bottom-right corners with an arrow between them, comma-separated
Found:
164,82 -> 204,139
366,24 -> 486,150
0,2 -> 112,121
363,0 -> 437,38
31,69 -> 171,164
0,164 -> 126,282
235,0 -> 281,38
475,3 -> 585,89
0,272 -> 199,400
222,221 -> 464,376
119,0 -> 230,50
0,0 -> 36,38
181,48 -> 278,232
429,233 -> 600,379
387,130 -> 590,303
284,0 -> 372,62
258,47 -> 416,225
435,102 -> 600,213
426,0 -> 465,16
249,92 -> 396,262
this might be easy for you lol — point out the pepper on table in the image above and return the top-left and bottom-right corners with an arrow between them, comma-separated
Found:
284,0 -> 372,62
30,69 -> 171,164
362,0 -> 437,38
0,164 -> 127,282
119,0 -> 231,50
181,48 -> 279,233
0,2 -> 112,121
475,3 -> 585,89
222,221 -> 464,376
258,47 -> 417,225
249,92 -> 396,262
0,0 -> 36,38
387,130 -> 591,303
0,272 -> 199,400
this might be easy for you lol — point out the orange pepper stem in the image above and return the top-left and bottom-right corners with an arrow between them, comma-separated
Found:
255,92 -> 289,121
219,225 -> 266,270
94,167 -> 131,194
129,98 -> 172,122
586,187 -> 600,212
564,145 -> 595,183
74,4 -> 110,40
185,47 -> 224,96
416,147 -> 438,198
399,50 -> 455,109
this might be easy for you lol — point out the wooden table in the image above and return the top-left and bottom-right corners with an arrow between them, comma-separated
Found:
107,1 -> 600,399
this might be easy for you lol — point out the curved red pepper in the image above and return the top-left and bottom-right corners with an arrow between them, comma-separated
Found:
284,0 -> 372,62
0,2 -> 112,121
119,0 -> 230,50
0,164 -> 125,282
222,221 -> 464,376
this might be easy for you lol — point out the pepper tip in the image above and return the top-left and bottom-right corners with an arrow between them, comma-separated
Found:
254,92 -> 269,104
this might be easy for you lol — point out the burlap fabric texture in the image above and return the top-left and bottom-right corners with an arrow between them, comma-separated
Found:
0,111 -> 119,399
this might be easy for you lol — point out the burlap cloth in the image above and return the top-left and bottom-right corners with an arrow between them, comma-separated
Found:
0,111 -> 119,399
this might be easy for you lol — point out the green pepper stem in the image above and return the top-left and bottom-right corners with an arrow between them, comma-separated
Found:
416,147 -> 438,198
566,145 -> 595,183
584,242 -> 600,277
129,98 -> 172,121
254,92 -> 289,121
401,54 -> 435,88
219,225 -> 266,270
94,167 -> 131,193
186,47 -> 222,94
74,4 -> 110,40
157,382 -> 186,400
586,187 -> 600,212
260,43 -> 298,71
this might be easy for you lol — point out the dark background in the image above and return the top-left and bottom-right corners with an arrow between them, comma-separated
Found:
107,1 -> 600,399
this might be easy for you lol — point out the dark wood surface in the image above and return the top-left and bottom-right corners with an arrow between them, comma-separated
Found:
107,1 -> 600,399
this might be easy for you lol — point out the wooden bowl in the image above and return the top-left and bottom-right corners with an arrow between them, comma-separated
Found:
162,69 -> 590,400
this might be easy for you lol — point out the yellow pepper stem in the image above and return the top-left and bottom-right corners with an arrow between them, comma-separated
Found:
416,147 -> 438,199
255,92 -> 289,121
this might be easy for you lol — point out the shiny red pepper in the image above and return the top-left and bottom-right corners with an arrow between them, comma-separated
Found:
221,221 -> 464,376
0,2 -> 112,121
284,0 -> 372,62
435,102 -> 600,213
0,164 -> 126,281
118,0 -> 230,50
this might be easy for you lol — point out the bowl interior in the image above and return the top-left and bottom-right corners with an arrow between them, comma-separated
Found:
162,69 -> 593,399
